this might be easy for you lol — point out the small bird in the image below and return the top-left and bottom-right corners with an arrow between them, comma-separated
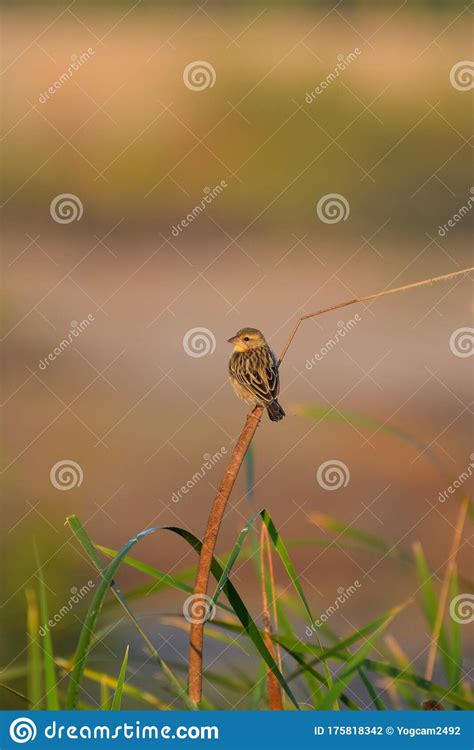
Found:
227,328 -> 285,422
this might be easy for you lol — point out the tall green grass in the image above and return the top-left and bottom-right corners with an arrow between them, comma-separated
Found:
1,407 -> 471,710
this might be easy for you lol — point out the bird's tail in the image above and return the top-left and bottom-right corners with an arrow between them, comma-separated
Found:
267,399 -> 285,422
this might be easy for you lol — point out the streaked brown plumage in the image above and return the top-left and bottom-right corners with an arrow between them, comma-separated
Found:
227,328 -> 285,422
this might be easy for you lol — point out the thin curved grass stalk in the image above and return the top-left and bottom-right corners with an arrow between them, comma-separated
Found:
187,266 -> 473,703
448,571 -> 462,691
424,497 -> 468,681
412,542 -> 453,684
259,523 -> 283,710
384,636 -> 420,709
0,683 -> 29,703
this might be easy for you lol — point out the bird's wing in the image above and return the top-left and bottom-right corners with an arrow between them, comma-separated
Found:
230,347 -> 280,405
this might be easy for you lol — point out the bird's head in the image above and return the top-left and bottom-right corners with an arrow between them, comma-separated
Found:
227,328 -> 267,352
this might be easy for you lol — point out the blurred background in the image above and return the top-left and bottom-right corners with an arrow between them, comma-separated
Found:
1,0 -> 473,708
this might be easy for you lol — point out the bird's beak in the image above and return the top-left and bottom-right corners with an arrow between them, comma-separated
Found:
227,335 -> 238,344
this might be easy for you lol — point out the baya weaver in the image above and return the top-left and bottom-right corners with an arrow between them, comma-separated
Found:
227,328 -> 285,422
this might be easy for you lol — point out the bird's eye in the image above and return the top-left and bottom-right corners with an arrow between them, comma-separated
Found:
243,336 -> 250,342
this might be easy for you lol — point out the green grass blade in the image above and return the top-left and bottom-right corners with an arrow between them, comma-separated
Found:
56,658 -> 169,709
35,553 -> 60,709
358,668 -> 386,710
384,636 -> 421,709
260,509 -> 334,701
25,588 -> 42,709
412,542 -> 453,684
102,525 -> 300,709
297,404 -> 438,466
364,659 -> 473,710
67,517 -> 195,711
111,645 -> 129,710
66,519 -> 157,709
288,600 -> 411,675
318,636 -> 387,710
311,513 -> 409,565
204,618 -> 359,709
210,511 -> 260,606
448,570 -> 461,691
279,599 -> 411,709
99,550 -> 235,618
164,525 -> 300,709
70,518 -> 299,709
68,519 -> 160,661
274,636 -> 360,709
249,661 -> 267,709
98,550 -> 195,595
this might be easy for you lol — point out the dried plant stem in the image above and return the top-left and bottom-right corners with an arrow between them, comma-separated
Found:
188,406 -> 263,702
424,496 -> 469,681
260,524 -> 283,710
188,265 -> 473,704
279,267 -> 473,363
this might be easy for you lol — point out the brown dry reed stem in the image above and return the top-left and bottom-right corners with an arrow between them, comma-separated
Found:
260,523 -> 283,710
424,496 -> 469,681
187,266 -> 473,704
